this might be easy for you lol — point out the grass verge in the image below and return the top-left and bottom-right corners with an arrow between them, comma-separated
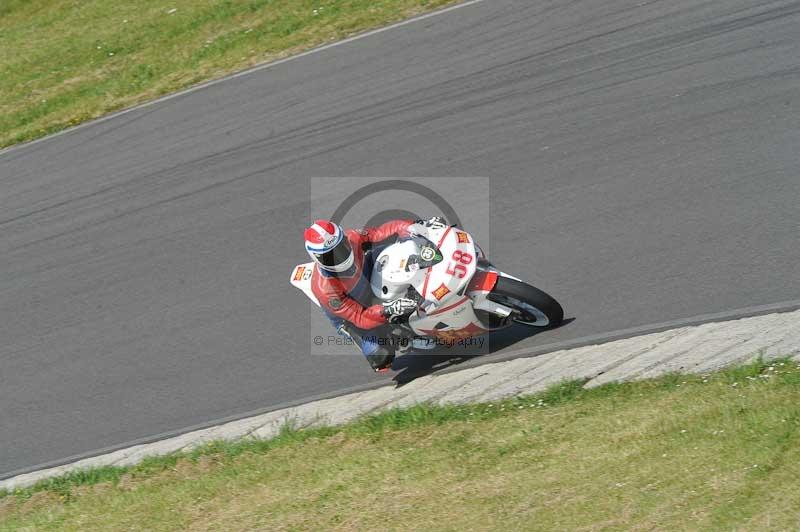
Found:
0,0 -> 461,149
2,357 -> 800,530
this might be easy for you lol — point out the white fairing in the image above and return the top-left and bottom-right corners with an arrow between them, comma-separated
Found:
371,227 -> 476,305
370,226 -> 489,338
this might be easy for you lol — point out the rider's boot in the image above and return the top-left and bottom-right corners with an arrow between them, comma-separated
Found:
365,347 -> 395,373
338,323 -> 396,373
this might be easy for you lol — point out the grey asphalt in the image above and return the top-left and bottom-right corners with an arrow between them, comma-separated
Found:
1,0 -> 799,479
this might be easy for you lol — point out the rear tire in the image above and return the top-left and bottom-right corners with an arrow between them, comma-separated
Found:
488,276 -> 563,327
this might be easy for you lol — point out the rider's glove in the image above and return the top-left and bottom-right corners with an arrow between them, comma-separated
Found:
382,297 -> 417,323
409,216 -> 448,235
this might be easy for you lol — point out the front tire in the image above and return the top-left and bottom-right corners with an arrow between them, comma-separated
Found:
488,276 -> 563,327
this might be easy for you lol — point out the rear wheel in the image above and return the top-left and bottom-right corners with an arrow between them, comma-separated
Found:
488,276 -> 563,327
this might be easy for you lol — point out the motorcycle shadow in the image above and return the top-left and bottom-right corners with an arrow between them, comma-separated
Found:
391,318 -> 574,386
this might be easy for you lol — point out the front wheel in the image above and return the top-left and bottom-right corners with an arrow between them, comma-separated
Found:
488,276 -> 563,327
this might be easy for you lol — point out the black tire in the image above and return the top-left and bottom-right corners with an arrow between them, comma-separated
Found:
488,276 -> 563,327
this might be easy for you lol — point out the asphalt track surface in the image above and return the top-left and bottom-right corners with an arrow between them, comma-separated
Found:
1,0 -> 799,479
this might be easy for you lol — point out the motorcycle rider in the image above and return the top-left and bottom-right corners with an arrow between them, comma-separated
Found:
304,217 -> 446,372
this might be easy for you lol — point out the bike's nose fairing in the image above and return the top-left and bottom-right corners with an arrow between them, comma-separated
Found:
370,239 -> 421,300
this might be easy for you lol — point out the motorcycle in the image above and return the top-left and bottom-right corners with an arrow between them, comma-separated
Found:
290,223 -> 563,352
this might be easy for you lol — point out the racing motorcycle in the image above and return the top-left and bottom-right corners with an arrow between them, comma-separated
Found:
290,223 -> 563,351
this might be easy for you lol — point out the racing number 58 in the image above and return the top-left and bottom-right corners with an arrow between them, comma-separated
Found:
445,250 -> 473,278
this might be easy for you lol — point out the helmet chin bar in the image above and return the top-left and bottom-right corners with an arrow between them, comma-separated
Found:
317,249 -> 354,272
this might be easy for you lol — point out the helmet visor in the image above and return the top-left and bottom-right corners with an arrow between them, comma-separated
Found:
314,238 -> 352,269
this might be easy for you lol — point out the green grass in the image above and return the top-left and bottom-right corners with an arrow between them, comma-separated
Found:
0,0 -> 461,149
3,357 -> 800,530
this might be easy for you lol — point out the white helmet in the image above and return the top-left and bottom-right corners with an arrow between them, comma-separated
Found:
304,220 -> 354,273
